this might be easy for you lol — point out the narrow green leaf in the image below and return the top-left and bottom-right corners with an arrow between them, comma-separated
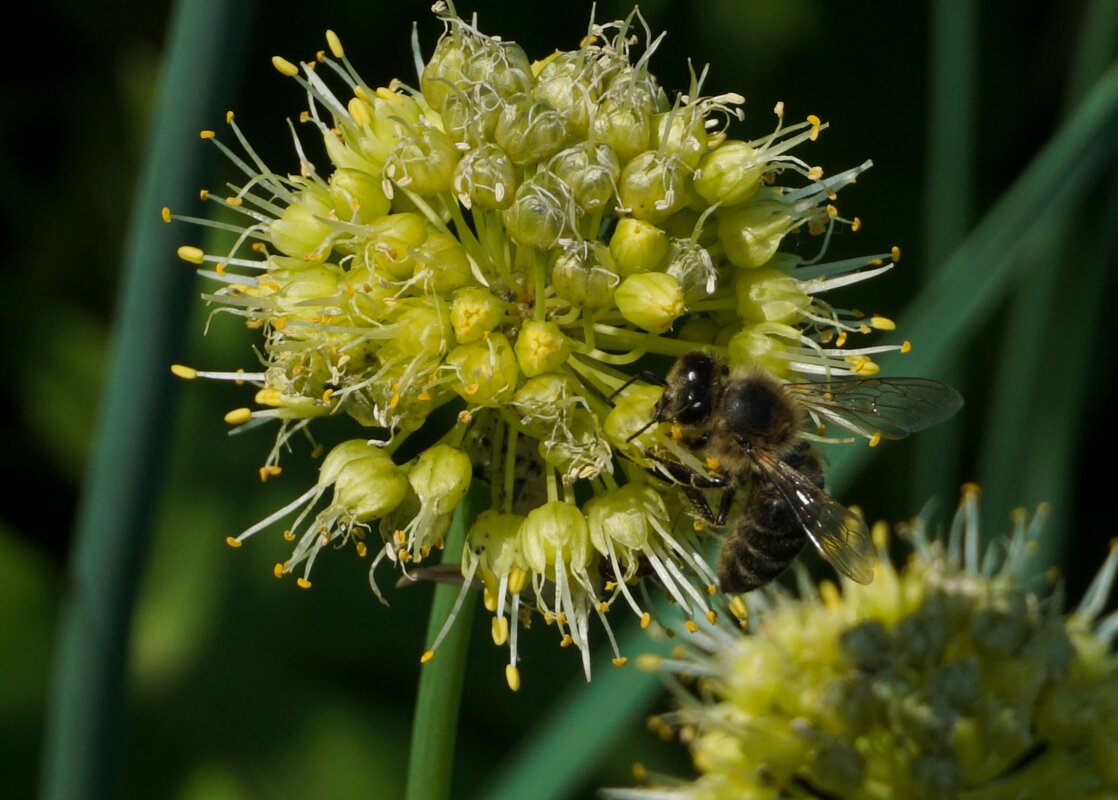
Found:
828,58 -> 1118,494
39,2 -> 250,798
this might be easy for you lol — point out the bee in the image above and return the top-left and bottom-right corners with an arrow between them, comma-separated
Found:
618,352 -> 963,592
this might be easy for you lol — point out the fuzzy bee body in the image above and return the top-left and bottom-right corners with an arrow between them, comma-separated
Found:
623,352 -> 963,592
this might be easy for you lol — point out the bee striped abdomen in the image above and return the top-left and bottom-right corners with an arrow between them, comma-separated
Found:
717,443 -> 824,593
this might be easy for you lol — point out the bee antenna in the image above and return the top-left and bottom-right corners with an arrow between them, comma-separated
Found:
626,418 -> 658,442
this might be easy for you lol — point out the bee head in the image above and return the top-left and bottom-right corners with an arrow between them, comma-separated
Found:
661,352 -> 722,426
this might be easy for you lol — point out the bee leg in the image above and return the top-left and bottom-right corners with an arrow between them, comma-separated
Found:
713,485 -> 736,527
646,454 -> 728,489
681,485 -> 718,525
608,370 -> 668,403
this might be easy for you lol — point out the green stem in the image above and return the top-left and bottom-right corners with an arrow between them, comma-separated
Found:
405,481 -> 487,800
38,2 -> 248,798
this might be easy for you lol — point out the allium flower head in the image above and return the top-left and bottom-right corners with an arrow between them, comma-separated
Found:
167,2 -> 908,688
616,486 -> 1118,799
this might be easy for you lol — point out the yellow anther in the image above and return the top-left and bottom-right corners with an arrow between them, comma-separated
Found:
177,245 -> 205,265
224,408 -> 252,425
393,530 -> 406,546
604,581 -> 617,592
326,29 -> 344,58
199,189 -> 210,201
835,331 -> 847,347
684,620 -> 699,633
858,324 -> 871,334
871,520 -> 890,548
160,207 -> 172,223
225,110 -> 234,123
255,388 -> 283,406
728,595 -> 748,622
245,320 -> 264,331
706,583 -> 717,596
321,388 -> 334,404
225,536 -> 242,549
315,50 -> 326,63
598,602 -> 609,613
961,482 -> 982,498
399,548 -> 411,562
807,166 -> 823,180
705,610 -> 717,625
170,364 -> 197,380
705,457 -> 722,472
420,545 -> 431,559
556,613 -> 568,626
273,563 -> 285,578
632,763 -> 648,782
283,529 -> 295,541
272,317 -> 287,330
508,567 -> 527,594
851,216 -> 862,232
272,56 -> 300,76
901,340 -> 913,353
891,245 -> 902,262
868,432 -> 882,447
869,257 -> 884,266
640,611 -> 651,629
870,315 -> 895,331
296,577 -> 312,589
612,656 -> 628,667
420,650 -> 435,664
199,130 -> 216,140
505,664 -> 521,692
825,204 -> 838,218
806,113 -> 822,140
492,616 -> 509,646
258,465 -> 282,482
819,579 -> 841,609
417,392 -> 432,402
560,634 -> 572,648
355,541 -> 367,557
213,262 -> 227,276
670,423 -> 683,441
347,97 -> 373,127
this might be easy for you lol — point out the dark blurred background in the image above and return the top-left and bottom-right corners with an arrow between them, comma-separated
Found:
3,1 -> 1109,797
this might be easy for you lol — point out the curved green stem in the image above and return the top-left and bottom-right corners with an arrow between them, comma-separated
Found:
405,481 -> 487,800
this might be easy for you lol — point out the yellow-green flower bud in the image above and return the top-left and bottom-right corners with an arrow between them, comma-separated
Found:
450,287 -> 507,343
440,84 -> 502,147
446,331 -> 520,405
666,239 -> 718,302
538,407 -> 609,481
615,272 -> 684,333
734,267 -> 810,325
651,108 -> 709,169
465,510 -> 525,582
385,297 -> 450,358
464,40 -> 533,100
502,178 -> 571,248
727,323 -> 796,377
551,240 -> 619,307
331,451 -> 410,521
408,444 -> 472,516
619,150 -> 688,221
603,384 -> 661,459
590,96 -> 652,163
514,320 -> 570,377
495,96 -> 568,166
383,124 -> 460,196
532,67 -> 594,140
694,140 -> 766,206
717,199 -> 795,268
609,217 -> 670,276
363,213 -> 428,280
519,501 -> 592,573
267,264 -> 340,314
270,191 -> 335,258
511,373 -> 580,438
550,143 -> 620,214
585,483 -> 670,555
317,439 -> 382,486
329,168 -> 391,224
416,230 -> 471,293
453,143 -> 517,210
420,34 -> 473,112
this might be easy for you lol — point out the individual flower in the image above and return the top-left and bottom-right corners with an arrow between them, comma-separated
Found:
613,485 -> 1118,799
168,2 -> 911,688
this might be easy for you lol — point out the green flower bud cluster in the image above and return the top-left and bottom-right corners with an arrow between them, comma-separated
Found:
171,4 -> 915,685
616,487 -> 1118,799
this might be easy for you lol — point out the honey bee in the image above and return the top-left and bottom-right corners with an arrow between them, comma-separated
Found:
618,352 -> 963,592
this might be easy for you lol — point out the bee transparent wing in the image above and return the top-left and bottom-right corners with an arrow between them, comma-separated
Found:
788,377 -> 963,440
757,451 -> 876,584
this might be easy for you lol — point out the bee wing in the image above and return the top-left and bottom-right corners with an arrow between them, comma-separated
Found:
757,451 -> 876,584
788,377 -> 963,440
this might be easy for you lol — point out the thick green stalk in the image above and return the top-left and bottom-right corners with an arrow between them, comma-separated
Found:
405,483 -> 486,800
38,2 -> 247,798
